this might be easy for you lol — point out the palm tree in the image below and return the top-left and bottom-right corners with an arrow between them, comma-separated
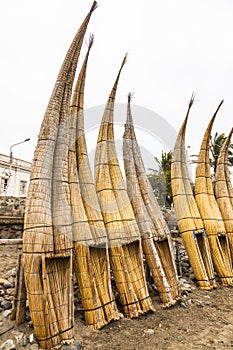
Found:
148,151 -> 173,207
210,132 -> 233,173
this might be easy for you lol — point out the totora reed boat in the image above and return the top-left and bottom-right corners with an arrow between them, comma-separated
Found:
69,35 -> 119,329
123,93 -> 180,307
94,56 -> 155,317
171,95 -> 215,290
215,128 -> 233,260
23,2 -> 97,348
194,101 -> 233,286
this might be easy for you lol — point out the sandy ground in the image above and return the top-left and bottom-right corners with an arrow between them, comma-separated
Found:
1,245 -> 233,350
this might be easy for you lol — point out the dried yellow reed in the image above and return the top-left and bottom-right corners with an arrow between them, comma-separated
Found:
95,55 -> 155,317
215,128 -> 233,259
69,35 -> 119,328
23,2 -> 97,348
123,93 -> 180,307
171,95 -> 215,290
223,133 -> 233,210
194,101 -> 233,286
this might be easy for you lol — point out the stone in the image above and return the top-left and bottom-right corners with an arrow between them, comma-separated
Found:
29,344 -> 39,350
5,271 -> 13,279
144,328 -> 154,335
6,289 -> 15,296
181,262 -> 190,268
15,231 -> 22,238
12,330 -> 24,343
196,300 -> 204,308
3,309 -> 12,318
7,277 -> 15,285
0,289 -> 5,296
26,311 -> 31,322
29,333 -> 36,344
0,278 -> 8,285
6,296 -> 14,302
29,320 -> 34,328
19,336 -> 28,347
61,342 -> 82,350
12,225 -> 22,231
0,319 -> 3,327
180,302 -> 187,308
179,278 -> 188,284
3,281 -> 14,289
1,300 -> 12,310
0,339 -> 16,350
181,284 -> 192,292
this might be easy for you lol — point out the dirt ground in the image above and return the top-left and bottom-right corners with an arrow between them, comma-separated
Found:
1,246 -> 233,350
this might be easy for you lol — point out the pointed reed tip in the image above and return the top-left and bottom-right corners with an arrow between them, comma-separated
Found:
91,1 -> 98,12
212,99 -> 224,118
128,92 -> 134,102
117,53 -> 128,75
126,93 -> 134,125
122,53 -> 128,65
189,92 -> 196,108
183,92 -> 196,125
219,99 -> 224,107
88,33 -> 94,48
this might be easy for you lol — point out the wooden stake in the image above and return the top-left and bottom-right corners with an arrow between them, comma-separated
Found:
11,254 -> 27,325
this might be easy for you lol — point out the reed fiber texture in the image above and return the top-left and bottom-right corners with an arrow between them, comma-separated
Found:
215,128 -> 233,260
95,55 -> 155,317
69,35 -> 119,329
221,131 -> 233,210
123,93 -> 180,307
194,101 -> 233,286
171,95 -> 215,290
22,3 -> 97,348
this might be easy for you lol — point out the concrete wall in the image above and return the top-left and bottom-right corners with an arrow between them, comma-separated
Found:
0,153 -> 31,197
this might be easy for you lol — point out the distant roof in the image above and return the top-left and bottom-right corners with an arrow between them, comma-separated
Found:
0,153 -> 31,172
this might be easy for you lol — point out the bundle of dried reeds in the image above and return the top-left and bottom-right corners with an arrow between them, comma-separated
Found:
226,170 -> 233,210
171,95 -> 215,290
215,128 -> 233,259
194,102 -> 233,286
226,169 -> 233,210
123,93 -> 180,307
222,133 -> 233,210
95,56 -> 155,317
22,2 -> 97,349
69,35 -> 119,329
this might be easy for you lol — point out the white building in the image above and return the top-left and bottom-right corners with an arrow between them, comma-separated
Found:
0,153 -> 31,197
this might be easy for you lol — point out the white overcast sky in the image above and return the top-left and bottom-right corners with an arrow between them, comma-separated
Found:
0,0 -> 233,164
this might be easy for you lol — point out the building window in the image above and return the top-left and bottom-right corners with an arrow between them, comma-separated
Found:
1,177 -> 8,193
19,180 -> 27,196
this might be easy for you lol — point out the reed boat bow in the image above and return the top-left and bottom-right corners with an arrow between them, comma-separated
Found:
194,101 -> 233,286
123,93 -> 180,307
95,57 -> 155,317
171,95 -> 215,290
23,3 -> 97,348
